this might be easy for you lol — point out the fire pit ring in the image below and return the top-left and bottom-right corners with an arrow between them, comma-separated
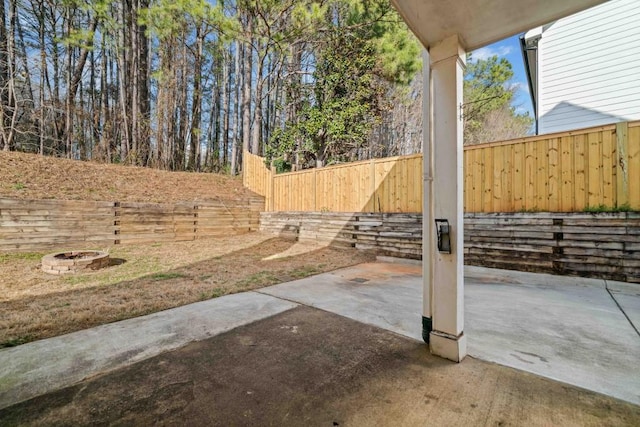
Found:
41,251 -> 110,275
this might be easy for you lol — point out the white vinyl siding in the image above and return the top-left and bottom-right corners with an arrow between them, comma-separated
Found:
537,0 -> 640,134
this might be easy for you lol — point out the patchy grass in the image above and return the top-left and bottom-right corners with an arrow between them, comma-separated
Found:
583,203 -> 635,213
289,265 -> 323,279
0,335 -> 33,349
0,233 -> 375,347
235,271 -> 280,289
0,252 -> 43,263
149,272 -> 189,281
199,287 -> 226,300
518,207 -> 543,213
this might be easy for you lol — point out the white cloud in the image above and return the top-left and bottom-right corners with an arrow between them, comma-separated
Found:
471,45 -> 513,61
512,81 -> 530,94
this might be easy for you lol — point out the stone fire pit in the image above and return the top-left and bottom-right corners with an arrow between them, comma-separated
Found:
42,251 -> 110,275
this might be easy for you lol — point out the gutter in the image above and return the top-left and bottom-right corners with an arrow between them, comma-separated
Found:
520,33 -> 540,134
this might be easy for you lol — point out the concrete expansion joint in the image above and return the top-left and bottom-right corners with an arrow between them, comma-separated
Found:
253,290 -> 302,309
604,280 -> 640,338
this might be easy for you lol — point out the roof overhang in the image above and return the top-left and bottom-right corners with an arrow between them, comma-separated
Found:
390,0 -> 607,51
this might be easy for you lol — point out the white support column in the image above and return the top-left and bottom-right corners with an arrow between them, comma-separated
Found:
421,48 -> 433,343
423,34 -> 467,362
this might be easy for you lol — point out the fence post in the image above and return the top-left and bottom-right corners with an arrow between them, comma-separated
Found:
370,158 -> 376,212
313,169 -> 317,211
270,164 -> 275,212
113,201 -> 121,245
242,150 -> 247,188
616,122 -> 629,208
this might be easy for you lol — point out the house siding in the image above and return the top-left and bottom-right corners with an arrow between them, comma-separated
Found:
538,0 -> 640,134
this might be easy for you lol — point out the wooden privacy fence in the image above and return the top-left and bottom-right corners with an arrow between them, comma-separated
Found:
0,197 -> 264,252
244,151 -> 423,212
465,121 -> 640,212
244,121 -> 640,213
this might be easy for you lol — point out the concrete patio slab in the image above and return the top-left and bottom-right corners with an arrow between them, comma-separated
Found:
465,267 -> 640,406
261,263 -> 640,405
259,262 -> 424,340
0,292 -> 297,410
1,307 -> 638,426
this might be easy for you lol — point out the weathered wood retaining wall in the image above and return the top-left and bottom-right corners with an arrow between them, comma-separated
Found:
0,197 -> 264,252
260,211 -> 640,283
464,213 -> 640,283
260,212 -> 423,258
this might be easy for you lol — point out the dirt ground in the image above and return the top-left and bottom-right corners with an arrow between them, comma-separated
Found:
0,233 -> 375,348
0,151 -> 253,203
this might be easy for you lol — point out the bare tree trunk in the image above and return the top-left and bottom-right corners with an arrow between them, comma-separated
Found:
1,0 -> 18,152
181,36 -> 189,169
38,1 -> 45,155
189,24 -> 204,171
15,11 -> 33,108
99,33 -> 111,162
241,15 -> 253,159
176,34 -> 188,170
0,0 -> 7,151
204,85 -> 214,168
251,47 -> 264,155
0,0 -> 12,151
130,0 -> 139,163
212,73 -> 220,169
117,1 -> 130,161
221,48 -> 230,167
230,40 -> 240,175
64,6 -> 73,157
137,0 -> 150,166
155,42 -> 166,168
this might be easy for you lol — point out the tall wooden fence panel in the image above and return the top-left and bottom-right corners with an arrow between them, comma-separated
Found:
464,121 -> 640,212
274,169 -> 318,211
374,155 -> 422,213
243,151 -> 272,205
313,161 -> 372,212
0,197 -> 264,252
244,121 -> 640,213
245,151 -> 424,213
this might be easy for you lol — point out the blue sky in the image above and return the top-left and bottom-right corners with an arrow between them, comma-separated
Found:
469,34 -> 534,118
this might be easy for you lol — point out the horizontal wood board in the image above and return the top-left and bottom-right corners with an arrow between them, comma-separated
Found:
260,211 -> 640,283
1,197 -> 264,252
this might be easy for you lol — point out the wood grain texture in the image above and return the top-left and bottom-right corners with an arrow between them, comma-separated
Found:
261,211 -> 640,283
0,197 -> 264,252
245,121 -> 640,213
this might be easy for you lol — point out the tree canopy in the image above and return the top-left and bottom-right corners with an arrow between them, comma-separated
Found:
0,0 -> 420,173
0,0 -> 532,173
265,0 -> 421,170
463,54 -> 533,145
